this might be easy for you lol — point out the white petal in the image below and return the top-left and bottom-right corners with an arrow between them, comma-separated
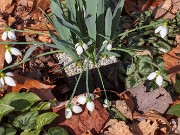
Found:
155,26 -> 163,33
10,47 -> 22,56
82,43 -> 88,50
4,76 -> 16,86
106,43 -> 112,51
147,71 -> 157,80
104,99 -> 112,107
5,72 -> 14,77
1,31 -> 8,41
72,105 -> 83,113
8,31 -> 16,40
160,27 -> 168,38
158,48 -> 167,53
87,40 -> 92,45
156,75 -> 163,86
104,99 -> 108,105
103,104 -> 108,108
86,101 -> 95,112
5,50 -> 12,64
76,46 -> 83,55
65,108 -> 72,119
0,78 -> 4,87
75,43 -> 80,48
77,95 -> 86,105
103,40 -> 108,45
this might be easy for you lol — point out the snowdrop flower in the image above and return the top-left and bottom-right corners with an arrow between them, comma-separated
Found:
5,45 -> 22,64
103,99 -> 112,108
75,42 -> 88,55
65,104 -> 83,119
155,22 -> 168,38
77,93 -> 95,112
158,48 -> 167,53
2,30 -> 16,41
0,72 -> 16,88
147,71 -> 163,86
103,40 -> 112,51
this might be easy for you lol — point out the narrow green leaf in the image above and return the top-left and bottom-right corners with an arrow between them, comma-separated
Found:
23,45 -> 42,62
85,16 -> 96,40
86,0 -> 98,17
67,0 -> 76,22
0,104 -> 14,121
13,111 -> 39,130
105,7 -> 113,39
111,0 -> 125,37
167,104 -> 180,117
102,51 -> 120,57
36,112 -> 58,130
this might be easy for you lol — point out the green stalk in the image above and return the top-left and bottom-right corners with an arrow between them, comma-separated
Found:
0,50 -> 62,72
67,69 -> 83,107
86,60 -> 89,96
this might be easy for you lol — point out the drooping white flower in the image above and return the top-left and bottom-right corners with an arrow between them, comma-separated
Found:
72,105 -> 83,113
2,30 -> 16,41
86,101 -> 95,112
147,71 -> 163,86
158,48 -> 167,53
65,108 -> 72,119
103,40 -> 108,46
106,43 -> 112,51
5,45 -> 22,64
0,72 -> 16,87
103,99 -> 112,108
155,22 -> 168,38
77,95 -> 86,105
75,42 -> 88,55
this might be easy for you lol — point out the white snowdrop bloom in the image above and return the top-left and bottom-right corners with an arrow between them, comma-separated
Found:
5,46 -> 22,64
86,93 -> 94,100
72,105 -> 83,113
147,71 -> 163,86
155,22 -> 168,38
86,101 -> 95,112
82,43 -> 88,50
106,43 -> 112,51
0,72 -> 16,87
103,40 -> 108,45
2,30 -> 16,41
76,46 -> 83,55
65,108 -> 72,119
77,95 -> 86,105
159,48 -> 167,53
103,99 -> 112,108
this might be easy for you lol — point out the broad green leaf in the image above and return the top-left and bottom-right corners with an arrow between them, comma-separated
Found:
85,16 -> 96,40
101,51 -> 120,57
30,102 -> 51,111
36,112 -> 58,130
0,92 -> 40,111
0,104 -> 14,121
45,127 -> 69,135
105,7 -> 112,39
23,45 -> 42,62
20,130 -> 36,135
111,0 -> 125,37
137,56 -> 153,76
5,128 -> 16,135
0,127 -> 5,135
111,107 -> 128,122
167,104 -> 180,117
126,63 -> 136,75
13,111 -> 38,130
125,73 -> 141,88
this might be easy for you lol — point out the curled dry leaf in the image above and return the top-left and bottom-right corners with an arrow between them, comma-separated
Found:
152,0 -> 180,19
0,0 -> 12,12
127,83 -> 173,114
133,111 -> 171,134
101,119 -> 133,135
163,44 -> 180,83
53,99 -> 109,135
7,73 -> 56,101
0,44 -> 5,69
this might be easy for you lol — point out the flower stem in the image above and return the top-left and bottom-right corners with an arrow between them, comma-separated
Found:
0,50 -> 62,73
86,60 -> 89,96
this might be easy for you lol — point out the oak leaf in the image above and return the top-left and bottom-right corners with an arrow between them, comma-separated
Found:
0,44 -> 5,69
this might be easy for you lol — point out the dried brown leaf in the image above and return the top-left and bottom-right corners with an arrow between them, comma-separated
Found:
127,83 -> 173,114
0,0 -> 12,12
7,73 -> 56,101
53,99 -> 109,135
0,44 -> 5,69
163,44 -> 180,82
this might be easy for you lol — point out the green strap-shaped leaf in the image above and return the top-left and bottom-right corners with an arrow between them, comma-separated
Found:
105,7 -> 112,40
67,0 -> 76,22
101,51 -> 120,57
111,0 -> 125,37
85,16 -> 96,40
